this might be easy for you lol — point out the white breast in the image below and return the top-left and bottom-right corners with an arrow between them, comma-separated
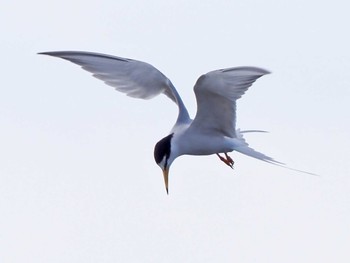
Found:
172,129 -> 234,157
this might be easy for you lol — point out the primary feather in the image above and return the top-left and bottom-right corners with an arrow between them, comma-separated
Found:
190,67 -> 270,138
38,51 -> 190,125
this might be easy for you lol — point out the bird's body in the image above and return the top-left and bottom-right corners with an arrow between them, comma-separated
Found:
173,127 -> 234,156
39,51 -> 316,193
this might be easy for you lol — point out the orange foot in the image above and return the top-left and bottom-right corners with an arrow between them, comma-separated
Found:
216,153 -> 234,169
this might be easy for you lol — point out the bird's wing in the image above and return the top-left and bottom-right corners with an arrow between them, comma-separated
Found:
189,67 -> 270,137
39,51 -> 190,125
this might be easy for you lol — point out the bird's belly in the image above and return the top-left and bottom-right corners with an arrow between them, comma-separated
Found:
180,134 -> 233,156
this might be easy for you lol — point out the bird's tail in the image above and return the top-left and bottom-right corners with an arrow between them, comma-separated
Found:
232,129 -> 284,165
232,129 -> 319,176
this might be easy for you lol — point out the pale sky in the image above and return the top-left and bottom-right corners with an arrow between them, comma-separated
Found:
1,0 -> 350,262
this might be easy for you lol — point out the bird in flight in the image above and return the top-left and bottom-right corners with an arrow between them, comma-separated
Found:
39,51 -> 316,194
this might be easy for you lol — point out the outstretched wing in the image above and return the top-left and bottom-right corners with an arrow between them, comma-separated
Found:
189,67 -> 270,137
39,51 -> 190,125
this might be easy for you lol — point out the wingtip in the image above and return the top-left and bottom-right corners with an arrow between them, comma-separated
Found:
37,51 -> 53,56
250,67 -> 271,76
256,67 -> 271,76
221,66 -> 271,76
264,69 -> 272,75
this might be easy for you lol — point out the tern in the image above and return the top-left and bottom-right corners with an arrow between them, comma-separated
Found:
39,51 -> 316,194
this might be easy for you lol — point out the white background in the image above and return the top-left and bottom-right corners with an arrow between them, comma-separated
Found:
1,0 -> 350,262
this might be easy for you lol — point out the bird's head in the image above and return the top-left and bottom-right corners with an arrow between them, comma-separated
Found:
154,133 -> 176,194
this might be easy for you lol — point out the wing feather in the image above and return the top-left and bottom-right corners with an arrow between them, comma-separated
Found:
39,51 -> 190,125
190,67 -> 270,137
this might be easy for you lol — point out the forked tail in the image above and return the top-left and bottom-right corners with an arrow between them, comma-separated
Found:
232,129 -> 319,176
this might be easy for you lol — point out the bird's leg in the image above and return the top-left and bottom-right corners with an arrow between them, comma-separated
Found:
216,153 -> 234,169
224,153 -> 234,166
